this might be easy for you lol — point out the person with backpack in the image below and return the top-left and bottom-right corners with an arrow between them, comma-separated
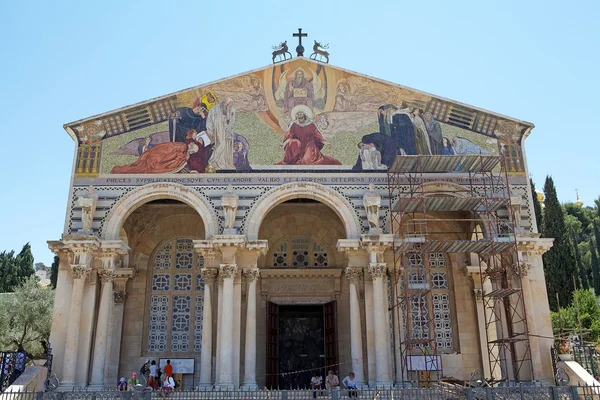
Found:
148,360 -> 158,390
159,374 -> 175,398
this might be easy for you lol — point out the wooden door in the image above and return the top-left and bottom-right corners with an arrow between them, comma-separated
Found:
265,301 -> 279,389
323,301 -> 339,376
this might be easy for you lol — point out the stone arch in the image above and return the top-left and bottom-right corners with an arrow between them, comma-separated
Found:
244,182 -> 362,240
101,183 -> 218,240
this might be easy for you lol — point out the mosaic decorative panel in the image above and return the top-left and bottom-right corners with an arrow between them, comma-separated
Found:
67,59 -> 528,176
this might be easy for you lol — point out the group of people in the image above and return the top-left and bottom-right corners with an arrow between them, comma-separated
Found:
112,92 -> 252,174
116,358 -> 176,396
310,371 -> 359,398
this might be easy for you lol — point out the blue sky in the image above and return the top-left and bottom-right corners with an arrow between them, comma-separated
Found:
0,0 -> 598,265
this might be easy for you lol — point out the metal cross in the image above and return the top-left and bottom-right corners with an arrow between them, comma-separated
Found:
293,28 -> 308,57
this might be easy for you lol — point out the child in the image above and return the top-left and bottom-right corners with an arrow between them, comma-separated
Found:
117,377 -> 127,391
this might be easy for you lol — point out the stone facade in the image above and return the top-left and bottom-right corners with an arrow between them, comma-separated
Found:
49,60 -> 555,390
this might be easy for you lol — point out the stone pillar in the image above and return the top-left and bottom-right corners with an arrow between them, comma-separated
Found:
61,264 -> 91,388
345,267 -> 365,385
104,280 -> 129,388
369,262 -> 391,387
198,268 -> 218,389
242,268 -> 260,389
216,264 -> 237,389
89,268 -> 116,387
215,275 -> 224,383
233,272 -> 242,388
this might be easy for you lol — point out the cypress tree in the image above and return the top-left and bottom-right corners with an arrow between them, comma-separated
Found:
530,179 -> 543,233
572,230 -> 588,290
50,256 -> 59,290
591,238 -> 600,296
594,220 -> 600,257
542,176 -> 577,310
15,243 -> 35,282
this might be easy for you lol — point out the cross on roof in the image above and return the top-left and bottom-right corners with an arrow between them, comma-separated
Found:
293,28 -> 308,57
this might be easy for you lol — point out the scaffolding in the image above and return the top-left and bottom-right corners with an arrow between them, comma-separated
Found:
386,154 -> 533,386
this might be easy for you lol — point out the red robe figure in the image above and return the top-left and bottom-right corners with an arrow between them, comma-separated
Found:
276,106 -> 341,166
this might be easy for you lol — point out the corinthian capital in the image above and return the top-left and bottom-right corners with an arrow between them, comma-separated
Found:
98,269 -> 116,283
345,267 -> 363,284
72,265 -> 92,280
113,290 -> 127,304
368,263 -> 387,278
200,268 -> 219,284
219,264 -> 238,279
243,268 -> 260,282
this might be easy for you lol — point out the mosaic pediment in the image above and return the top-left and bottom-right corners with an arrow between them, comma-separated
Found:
65,59 -> 532,177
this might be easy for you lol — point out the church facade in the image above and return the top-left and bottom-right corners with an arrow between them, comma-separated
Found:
48,58 -> 555,390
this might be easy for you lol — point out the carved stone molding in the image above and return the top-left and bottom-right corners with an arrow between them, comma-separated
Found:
113,290 -> 128,304
512,262 -> 531,278
243,268 -> 260,282
219,264 -> 238,279
200,268 -> 219,284
474,289 -> 484,301
368,263 -> 387,278
72,265 -> 92,280
345,267 -> 363,284
98,269 -> 116,283
516,235 -> 554,256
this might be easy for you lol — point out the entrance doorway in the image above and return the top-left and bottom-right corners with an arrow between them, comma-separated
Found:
266,302 -> 338,389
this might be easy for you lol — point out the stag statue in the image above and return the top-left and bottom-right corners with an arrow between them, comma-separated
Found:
272,41 -> 292,63
309,40 -> 329,63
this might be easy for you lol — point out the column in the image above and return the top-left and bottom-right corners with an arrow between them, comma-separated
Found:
233,273 -> 242,388
473,287 -> 491,379
198,268 -> 218,389
89,268 -> 116,387
369,262 -> 391,387
516,263 -> 543,380
215,276 -> 224,384
104,285 -> 128,387
345,267 -> 365,385
216,264 -> 237,389
61,264 -> 91,388
242,268 -> 260,389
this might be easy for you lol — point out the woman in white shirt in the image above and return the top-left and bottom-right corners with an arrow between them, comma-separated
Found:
342,372 -> 358,398
159,374 -> 175,398
148,360 -> 158,390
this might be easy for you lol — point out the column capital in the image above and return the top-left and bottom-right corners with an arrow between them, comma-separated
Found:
368,263 -> 387,278
51,236 -> 101,268
474,289 -> 484,302
219,264 -> 238,279
72,265 -> 92,280
98,269 -> 116,283
113,290 -> 128,304
243,268 -> 260,282
516,235 -> 554,256
200,267 -> 219,284
345,267 -> 363,284
511,262 -> 531,277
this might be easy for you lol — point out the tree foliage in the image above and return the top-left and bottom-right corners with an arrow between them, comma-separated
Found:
551,289 -> 600,342
0,244 -> 35,293
531,179 -> 543,233
0,276 -> 54,357
50,256 -> 59,290
542,176 -> 578,310
591,238 -> 600,296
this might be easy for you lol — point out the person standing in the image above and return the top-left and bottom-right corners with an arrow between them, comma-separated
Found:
342,372 -> 358,398
148,360 -> 158,390
164,360 -> 173,378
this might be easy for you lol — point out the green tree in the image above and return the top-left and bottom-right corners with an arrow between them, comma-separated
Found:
550,290 -> 600,341
594,220 -> 600,257
0,251 -> 21,292
531,179 -> 543,233
15,243 -> 34,282
572,230 -> 589,290
0,276 -> 54,357
542,176 -> 578,310
50,256 -> 59,290
591,238 -> 600,296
